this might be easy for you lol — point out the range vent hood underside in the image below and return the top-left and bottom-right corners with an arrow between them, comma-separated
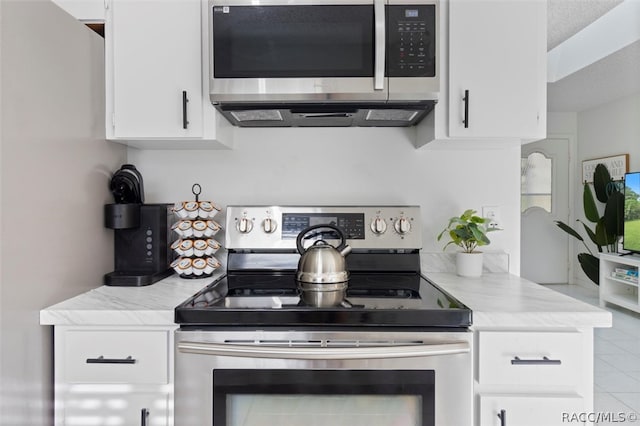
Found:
214,102 -> 436,127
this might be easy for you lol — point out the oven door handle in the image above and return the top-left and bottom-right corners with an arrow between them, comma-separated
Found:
177,341 -> 470,360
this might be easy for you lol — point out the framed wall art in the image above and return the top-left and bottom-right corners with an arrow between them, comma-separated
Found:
582,154 -> 629,183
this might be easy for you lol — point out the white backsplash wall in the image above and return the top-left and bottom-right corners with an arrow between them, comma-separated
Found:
128,128 -> 522,273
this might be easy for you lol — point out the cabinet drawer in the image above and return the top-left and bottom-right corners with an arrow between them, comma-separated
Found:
63,330 -> 169,384
478,331 -> 582,386
480,394 -> 584,426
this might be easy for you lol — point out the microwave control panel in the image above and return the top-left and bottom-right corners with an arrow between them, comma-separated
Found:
387,5 -> 436,78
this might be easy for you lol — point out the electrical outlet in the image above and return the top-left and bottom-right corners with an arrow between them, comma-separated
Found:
482,206 -> 501,229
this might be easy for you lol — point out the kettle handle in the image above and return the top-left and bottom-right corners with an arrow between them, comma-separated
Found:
296,224 -> 348,255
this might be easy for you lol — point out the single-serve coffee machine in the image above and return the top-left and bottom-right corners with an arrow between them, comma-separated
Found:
104,165 -> 174,286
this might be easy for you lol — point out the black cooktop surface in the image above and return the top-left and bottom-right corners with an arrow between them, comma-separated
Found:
175,272 -> 472,328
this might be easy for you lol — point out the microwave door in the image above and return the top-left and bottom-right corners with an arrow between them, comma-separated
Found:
209,0 -> 387,102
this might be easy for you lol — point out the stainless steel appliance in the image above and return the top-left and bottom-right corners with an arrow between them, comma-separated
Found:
207,0 -> 439,127
175,206 -> 472,426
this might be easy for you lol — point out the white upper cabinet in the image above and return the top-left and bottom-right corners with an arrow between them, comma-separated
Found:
417,0 -> 547,146
51,0 -> 105,21
105,0 -> 232,148
448,0 -> 546,140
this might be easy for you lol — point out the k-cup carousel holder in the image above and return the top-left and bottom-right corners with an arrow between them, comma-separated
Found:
170,183 -> 223,279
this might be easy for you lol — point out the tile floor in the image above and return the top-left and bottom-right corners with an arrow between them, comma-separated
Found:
546,284 -> 640,424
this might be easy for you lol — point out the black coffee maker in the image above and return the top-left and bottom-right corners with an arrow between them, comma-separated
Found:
104,164 -> 173,286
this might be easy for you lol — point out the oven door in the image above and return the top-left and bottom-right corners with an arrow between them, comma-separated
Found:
208,0 -> 387,102
175,329 -> 472,426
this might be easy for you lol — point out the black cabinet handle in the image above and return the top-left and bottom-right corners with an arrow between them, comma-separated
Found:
497,409 -> 506,426
511,356 -> 561,365
182,90 -> 189,129
141,408 -> 149,426
86,355 -> 136,364
462,89 -> 469,128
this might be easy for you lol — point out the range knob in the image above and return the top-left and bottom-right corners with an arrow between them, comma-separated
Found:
370,217 -> 387,235
394,217 -> 412,235
236,217 -> 254,234
262,218 -> 278,233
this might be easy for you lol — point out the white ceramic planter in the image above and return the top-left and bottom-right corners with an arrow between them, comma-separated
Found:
456,252 -> 483,277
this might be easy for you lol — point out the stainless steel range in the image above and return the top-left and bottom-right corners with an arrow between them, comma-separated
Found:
175,206 -> 473,426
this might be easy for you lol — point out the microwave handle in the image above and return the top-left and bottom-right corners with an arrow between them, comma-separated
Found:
374,0 -> 385,90
178,341 -> 470,360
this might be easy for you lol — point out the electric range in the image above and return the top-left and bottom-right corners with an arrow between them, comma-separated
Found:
175,205 -> 471,329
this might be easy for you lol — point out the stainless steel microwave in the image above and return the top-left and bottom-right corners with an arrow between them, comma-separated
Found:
207,0 -> 440,127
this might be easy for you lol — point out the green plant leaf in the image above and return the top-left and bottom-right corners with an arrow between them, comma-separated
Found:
604,190 -> 624,236
593,163 -> 612,203
554,220 -> 584,241
577,253 -> 600,285
578,220 -> 602,251
595,218 -> 617,246
583,183 -> 599,223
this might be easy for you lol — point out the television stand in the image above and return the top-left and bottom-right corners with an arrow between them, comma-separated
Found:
599,253 -> 640,314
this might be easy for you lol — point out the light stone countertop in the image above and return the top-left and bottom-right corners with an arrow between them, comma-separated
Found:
40,269 -> 612,329
39,272 -> 224,326
426,272 -> 612,329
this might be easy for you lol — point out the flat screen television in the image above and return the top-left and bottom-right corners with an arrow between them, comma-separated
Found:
623,171 -> 640,253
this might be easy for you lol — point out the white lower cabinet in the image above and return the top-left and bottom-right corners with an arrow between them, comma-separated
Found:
54,326 -> 175,426
475,330 -> 593,426
480,394 -> 585,426
63,391 -> 170,426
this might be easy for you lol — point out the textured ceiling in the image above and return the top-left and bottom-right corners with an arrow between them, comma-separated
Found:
547,0 -> 622,50
546,0 -> 640,112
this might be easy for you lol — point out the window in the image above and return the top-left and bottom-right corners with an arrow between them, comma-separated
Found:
521,152 -> 552,213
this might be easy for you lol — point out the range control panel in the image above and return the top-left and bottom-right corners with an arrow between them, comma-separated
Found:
226,206 -> 422,251
387,4 -> 436,77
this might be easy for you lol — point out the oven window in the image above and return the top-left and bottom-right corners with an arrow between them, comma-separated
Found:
213,6 -> 374,78
213,370 -> 434,426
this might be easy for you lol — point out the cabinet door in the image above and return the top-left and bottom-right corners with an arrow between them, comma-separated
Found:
110,0 -> 203,138
64,391 -> 170,426
448,0 -> 546,140
480,394 -> 585,426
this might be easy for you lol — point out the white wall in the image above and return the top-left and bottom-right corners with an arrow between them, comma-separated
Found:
0,1 -> 126,424
128,129 -> 522,272
555,94 -> 640,287
578,93 -> 640,172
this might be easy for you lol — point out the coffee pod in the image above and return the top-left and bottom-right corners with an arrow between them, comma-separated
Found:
171,239 -> 183,255
172,202 -> 188,219
192,220 -> 207,238
178,220 -> 193,238
204,220 -> 222,237
198,201 -> 216,219
184,201 -> 199,219
203,256 -> 221,274
179,239 -> 194,257
205,239 -> 221,255
192,257 -> 207,276
170,258 -> 182,274
176,258 -> 193,276
171,221 -> 182,238
193,239 -> 207,257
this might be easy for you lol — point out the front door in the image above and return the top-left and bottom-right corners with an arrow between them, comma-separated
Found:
521,138 -> 570,284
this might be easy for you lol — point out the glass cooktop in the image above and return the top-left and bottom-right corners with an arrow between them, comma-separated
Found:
175,272 -> 472,329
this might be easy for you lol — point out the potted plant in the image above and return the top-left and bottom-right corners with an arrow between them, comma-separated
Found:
437,209 -> 500,277
555,163 -> 624,285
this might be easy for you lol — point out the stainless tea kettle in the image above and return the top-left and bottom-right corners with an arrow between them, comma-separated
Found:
296,224 -> 352,307
296,224 -> 352,283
